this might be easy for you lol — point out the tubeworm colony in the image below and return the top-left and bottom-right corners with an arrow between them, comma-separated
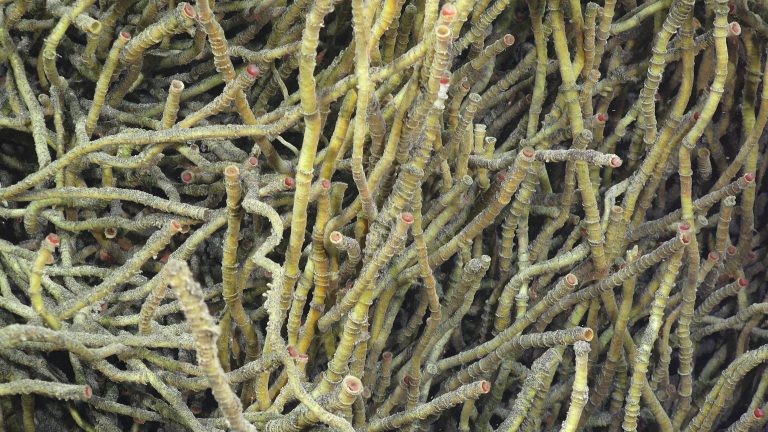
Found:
0,0 -> 766,430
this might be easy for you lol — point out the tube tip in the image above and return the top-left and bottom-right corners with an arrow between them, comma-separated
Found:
45,233 -> 60,247
170,220 -> 182,232
182,3 -> 196,19
728,22 -> 741,36
441,4 -> 457,18
104,227 -> 118,239
343,376 -> 364,395
246,64 -> 260,78
330,231 -> 343,244
224,165 -> 240,178
521,147 -> 535,158
435,25 -> 451,39
680,232 -> 691,245
287,346 -> 298,358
